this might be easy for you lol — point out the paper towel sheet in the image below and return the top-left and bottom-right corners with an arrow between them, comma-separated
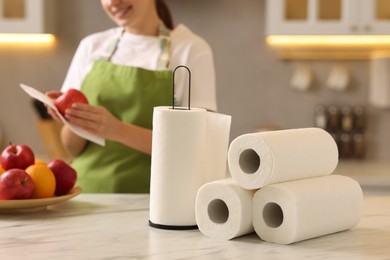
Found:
204,112 -> 232,182
228,128 -> 338,190
196,178 -> 255,240
149,106 -> 231,228
252,175 -> 363,244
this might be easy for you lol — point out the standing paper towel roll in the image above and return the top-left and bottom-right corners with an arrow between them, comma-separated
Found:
228,128 -> 338,190
195,178 -> 255,240
252,175 -> 363,245
150,106 -> 231,229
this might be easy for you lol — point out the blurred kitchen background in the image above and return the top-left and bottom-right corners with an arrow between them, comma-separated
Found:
0,0 -> 389,182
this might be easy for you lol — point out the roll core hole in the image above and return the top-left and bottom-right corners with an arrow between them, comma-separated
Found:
239,149 -> 260,174
208,199 -> 229,224
263,202 -> 284,228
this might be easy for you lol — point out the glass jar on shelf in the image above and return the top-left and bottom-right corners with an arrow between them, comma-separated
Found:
352,133 -> 365,159
327,105 -> 340,133
314,104 -> 328,130
353,106 -> 366,133
340,106 -> 354,133
339,133 -> 353,159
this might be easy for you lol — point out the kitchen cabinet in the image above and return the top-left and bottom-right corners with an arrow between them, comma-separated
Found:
360,0 -> 390,34
0,0 -> 56,34
266,0 -> 390,35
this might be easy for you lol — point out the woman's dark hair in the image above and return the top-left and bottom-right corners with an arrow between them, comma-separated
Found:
156,0 -> 174,29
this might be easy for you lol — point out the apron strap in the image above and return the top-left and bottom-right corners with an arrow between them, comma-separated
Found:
99,22 -> 171,70
157,22 -> 171,70
100,28 -> 126,61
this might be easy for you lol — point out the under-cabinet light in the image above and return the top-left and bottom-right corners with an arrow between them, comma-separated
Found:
267,35 -> 390,48
0,33 -> 55,44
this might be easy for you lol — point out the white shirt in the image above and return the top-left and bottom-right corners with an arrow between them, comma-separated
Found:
61,24 -> 217,111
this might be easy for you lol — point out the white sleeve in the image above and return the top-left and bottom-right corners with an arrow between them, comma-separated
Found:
171,25 -> 218,112
185,50 -> 217,112
173,41 -> 217,111
61,38 -> 93,92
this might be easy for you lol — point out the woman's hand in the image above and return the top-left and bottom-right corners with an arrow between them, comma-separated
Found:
63,103 -> 153,154
45,91 -> 88,156
45,91 -> 63,122
64,103 -> 121,140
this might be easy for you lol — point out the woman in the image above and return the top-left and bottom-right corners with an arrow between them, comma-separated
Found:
47,0 -> 217,193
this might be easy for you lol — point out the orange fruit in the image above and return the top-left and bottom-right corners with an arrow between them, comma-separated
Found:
25,164 -> 56,199
34,159 -> 47,165
0,166 -> 4,175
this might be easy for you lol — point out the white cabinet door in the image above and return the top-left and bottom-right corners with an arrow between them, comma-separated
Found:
0,0 -> 56,34
266,0 -> 356,35
359,0 -> 390,35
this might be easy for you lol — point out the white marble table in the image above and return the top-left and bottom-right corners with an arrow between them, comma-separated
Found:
0,194 -> 389,260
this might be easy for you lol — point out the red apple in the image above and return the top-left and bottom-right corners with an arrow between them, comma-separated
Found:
47,159 -> 77,196
0,143 -> 35,170
0,169 -> 35,200
54,89 -> 89,117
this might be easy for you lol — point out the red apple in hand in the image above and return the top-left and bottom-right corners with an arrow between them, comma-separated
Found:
0,169 -> 35,200
47,159 -> 77,196
0,143 -> 35,170
54,89 -> 89,117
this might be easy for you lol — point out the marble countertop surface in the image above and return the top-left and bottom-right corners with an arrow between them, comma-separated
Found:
0,194 -> 390,260
1,193 -> 390,259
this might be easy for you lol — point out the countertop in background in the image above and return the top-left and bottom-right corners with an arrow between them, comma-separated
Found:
335,160 -> 390,194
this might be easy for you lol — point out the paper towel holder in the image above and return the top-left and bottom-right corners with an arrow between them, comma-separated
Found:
172,65 -> 191,110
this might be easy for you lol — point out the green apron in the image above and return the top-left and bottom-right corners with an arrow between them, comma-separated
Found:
73,26 -> 172,193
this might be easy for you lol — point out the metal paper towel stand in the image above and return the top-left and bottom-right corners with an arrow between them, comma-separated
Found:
172,65 -> 191,110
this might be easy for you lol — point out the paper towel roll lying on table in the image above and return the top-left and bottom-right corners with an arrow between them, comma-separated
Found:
195,178 -> 255,240
228,128 -> 338,190
149,106 -> 231,229
252,175 -> 363,244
